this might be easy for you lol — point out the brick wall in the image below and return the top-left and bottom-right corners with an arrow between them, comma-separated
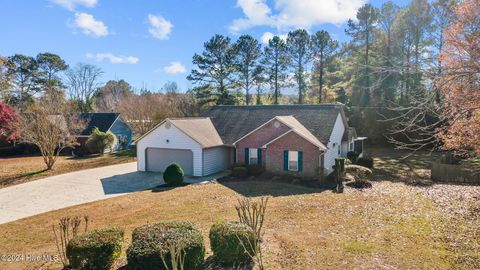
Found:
265,131 -> 323,178
236,120 -> 290,165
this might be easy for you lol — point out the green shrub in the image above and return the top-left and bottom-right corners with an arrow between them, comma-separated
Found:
209,221 -> 256,265
163,163 -> 184,186
347,151 -> 359,163
66,227 -> 124,270
246,164 -> 263,176
232,166 -> 248,178
126,221 -> 205,270
86,127 -> 116,155
356,157 -> 374,169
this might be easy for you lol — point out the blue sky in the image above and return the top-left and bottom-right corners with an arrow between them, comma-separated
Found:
0,0 -> 409,92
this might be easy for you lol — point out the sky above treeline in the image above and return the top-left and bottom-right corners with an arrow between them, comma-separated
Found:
1,0 -> 410,92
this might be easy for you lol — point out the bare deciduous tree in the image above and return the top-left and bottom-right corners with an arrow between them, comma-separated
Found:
118,92 -> 198,135
21,97 -> 84,170
65,63 -> 103,112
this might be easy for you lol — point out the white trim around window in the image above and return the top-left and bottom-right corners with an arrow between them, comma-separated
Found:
249,148 -> 258,164
288,151 -> 298,171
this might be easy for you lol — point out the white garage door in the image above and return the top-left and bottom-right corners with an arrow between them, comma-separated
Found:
145,148 -> 194,176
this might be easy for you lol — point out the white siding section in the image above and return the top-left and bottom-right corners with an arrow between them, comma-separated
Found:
136,122 -> 203,176
323,113 -> 346,174
203,146 -> 229,176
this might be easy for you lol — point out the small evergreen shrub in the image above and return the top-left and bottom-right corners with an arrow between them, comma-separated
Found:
232,166 -> 248,178
356,157 -> 374,169
347,151 -> 359,163
86,127 -> 116,155
126,221 -> 205,270
209,221 -> 256,265
246,164 -> 263,176
163,163 -> 184,186
66,227 -> 124,270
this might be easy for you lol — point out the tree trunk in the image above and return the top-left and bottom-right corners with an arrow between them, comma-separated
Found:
318,59 -> 324,103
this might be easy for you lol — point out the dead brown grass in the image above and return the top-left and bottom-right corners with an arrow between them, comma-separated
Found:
0,180 -> 454,270
0,150 -> 136,188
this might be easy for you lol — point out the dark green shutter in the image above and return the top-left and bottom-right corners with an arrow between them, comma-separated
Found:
244,148 -> 249,164
298,151 -> 303,172
283,150 -> 288,171
257,148 -> 262,165
233,148 -> 237,163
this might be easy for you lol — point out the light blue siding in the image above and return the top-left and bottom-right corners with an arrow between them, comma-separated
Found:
109,118 -> 133,151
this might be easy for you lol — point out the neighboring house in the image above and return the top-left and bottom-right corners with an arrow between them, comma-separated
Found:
76,113 -> 133,152
135,104 -> 366,177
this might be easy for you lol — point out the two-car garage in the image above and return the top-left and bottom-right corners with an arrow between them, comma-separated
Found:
136,118 -> 230,177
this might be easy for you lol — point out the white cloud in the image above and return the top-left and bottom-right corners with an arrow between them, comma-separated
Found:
163,62 -> 186,74
74,12 -> 109,37
86,53 -> 139,64
260,32 -> 287,44
51,0 -> 97,11
229,0 -> 366,33
148,14 -> 173,40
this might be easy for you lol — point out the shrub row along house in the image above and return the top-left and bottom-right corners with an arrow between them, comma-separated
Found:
136,104 -> 366,178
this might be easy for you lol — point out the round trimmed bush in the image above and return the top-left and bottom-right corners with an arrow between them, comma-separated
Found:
356,157 -> 374,169
126,221 -> 205,270
66,227 -> 124,270
163,163 -> 184,186
345,165 -> 372,180
209,221 -> 256,265
232,166 -> 248,178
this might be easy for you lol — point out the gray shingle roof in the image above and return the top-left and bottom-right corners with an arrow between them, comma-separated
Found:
79,113 -> 119,136
200,104 -> 345,145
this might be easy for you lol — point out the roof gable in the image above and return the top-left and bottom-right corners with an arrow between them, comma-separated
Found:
168,118 -> 223,148
201,104 -> 346,145
79,113 -> 119,136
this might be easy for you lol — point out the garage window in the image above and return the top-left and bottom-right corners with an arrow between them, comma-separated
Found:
249,148 -> 258,164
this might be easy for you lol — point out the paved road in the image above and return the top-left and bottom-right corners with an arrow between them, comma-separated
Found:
0,162 -> 162,224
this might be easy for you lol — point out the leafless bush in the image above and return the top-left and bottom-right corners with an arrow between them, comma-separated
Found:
235,197 -> 269,270
160,239 -> 187,270
52,215 -> 89,268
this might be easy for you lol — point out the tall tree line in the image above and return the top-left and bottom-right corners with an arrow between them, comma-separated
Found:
187,0 -> 456,143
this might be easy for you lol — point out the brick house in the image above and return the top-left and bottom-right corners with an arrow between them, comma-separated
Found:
135,104 -> 366,178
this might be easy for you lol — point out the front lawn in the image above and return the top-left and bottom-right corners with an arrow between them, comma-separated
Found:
0,178 -> 478,269
0,149 -> 136,188
0,147 -> 478,269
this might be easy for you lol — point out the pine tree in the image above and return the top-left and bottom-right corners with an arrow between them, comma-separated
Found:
187,34 -> 238,106
286,29 -> 312,104
233,35 -> 262,105
261,36 -> 290,104
346,4 -> 379,107
311,30 -> 338,103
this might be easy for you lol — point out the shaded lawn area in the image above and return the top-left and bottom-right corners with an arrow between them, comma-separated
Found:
0,179 -> 472,270
0,149 -> 136,188
367,146 -> 441,180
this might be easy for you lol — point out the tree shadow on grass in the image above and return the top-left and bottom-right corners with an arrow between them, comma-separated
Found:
218,177 -> 335,198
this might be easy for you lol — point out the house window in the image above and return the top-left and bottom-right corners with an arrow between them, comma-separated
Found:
288,151 -> 298,171
349,142 -> 354,151
249,148 -> 258,164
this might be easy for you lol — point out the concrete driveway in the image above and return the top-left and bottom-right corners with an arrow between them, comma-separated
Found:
0,162 -> 162,224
